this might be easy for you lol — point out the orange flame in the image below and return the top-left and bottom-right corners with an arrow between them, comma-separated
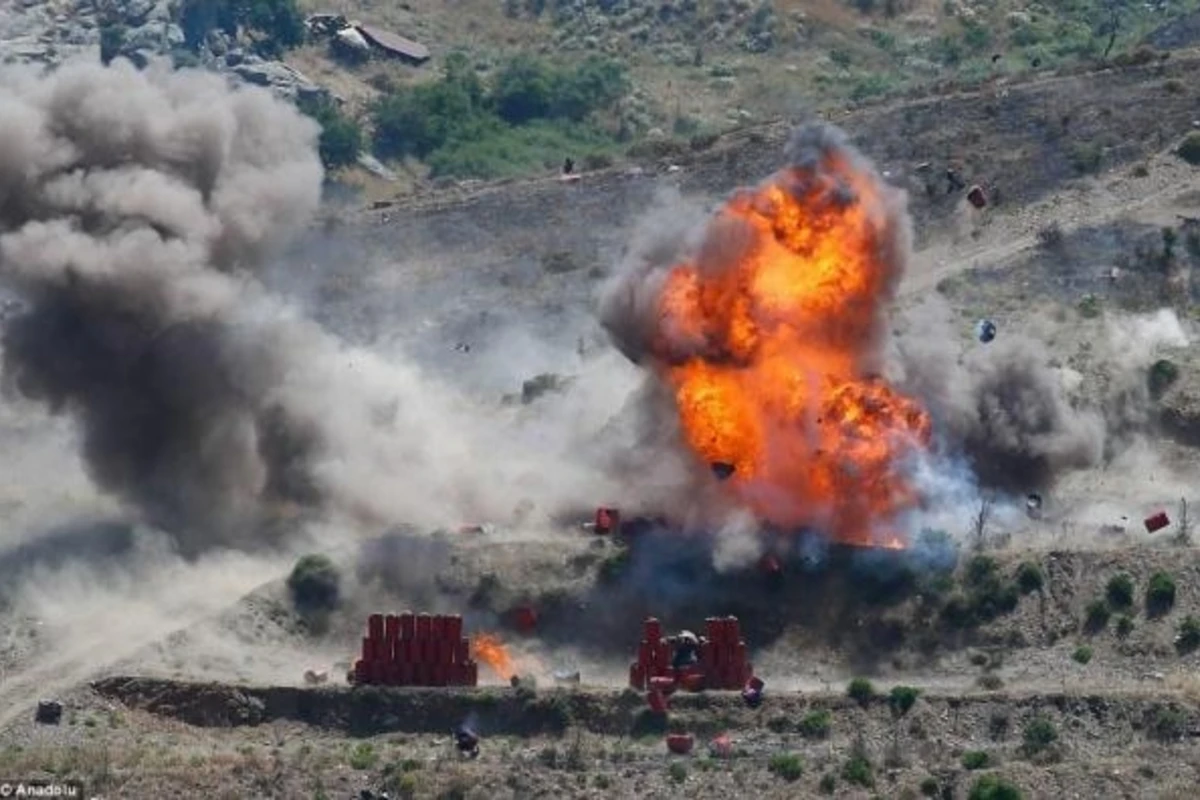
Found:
471,632 -> 515,680
652,145 -> 931,547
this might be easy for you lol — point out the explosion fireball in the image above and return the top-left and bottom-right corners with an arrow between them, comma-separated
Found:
471,632 -> 515,681
643,127 -> 932,546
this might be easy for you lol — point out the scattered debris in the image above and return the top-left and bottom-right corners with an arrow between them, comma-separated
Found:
647,689 -> 669,712
711,461 -> 736,480
976,319 -> 997,343
553,670 -> 581,685
1145,511 -> 1171,533
759,553 -> 782,576
967,185 -> 988,209
594,507 -> 621,535
35,699 -> 62,725
457,523 -> 492,535
356,24 -> 430,64
1026,493 -> 1043,518
303,669 -> 329,685
563,157 -> 574,175
454,342 -> 471,353
666,733 -> 695,754
742,676 -> 764,708
709,733 -> 733,758
358,153 -> 399,181
511,605 -> 538,634
454,725 -> 480,758
666,164 -> 683,173
946,167 -> 966,193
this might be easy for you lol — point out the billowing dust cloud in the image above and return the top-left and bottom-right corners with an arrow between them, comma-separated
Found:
0,60 -> 325,555
602,125 -> 931,546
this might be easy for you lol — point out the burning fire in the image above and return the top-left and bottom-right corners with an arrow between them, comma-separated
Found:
651,136 -> 931,546
472,632 -> 515,681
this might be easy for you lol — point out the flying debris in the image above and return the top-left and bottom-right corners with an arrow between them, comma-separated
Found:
976,319 -> 997,343
1145,511 -> 1170,533
711,461 -> 736,480
1026,493 -> 1043,519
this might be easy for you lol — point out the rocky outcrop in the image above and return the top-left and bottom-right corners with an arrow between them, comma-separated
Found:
0,0 -> 326,104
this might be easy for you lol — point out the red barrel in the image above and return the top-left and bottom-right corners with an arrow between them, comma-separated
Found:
513,606 -> 538,633
595,507 -> 620,533
643,617 -> 662,643
666,733 -> 694,754
1145,511 -> 1170,532
385,614 -> 399,642
433,615 -> 448,642
681,673 -> 706,692
446,615 -> 463,642
353,659 -> 367,684
400,664 -> 414,686
466,661 -> 478,687
735,642 -> 747,667
431,663 -> 447,686
368,613 -> 384,642
361,637 -> 376,662
647,690 -> 668,712
438,639 -> 453,665
638,640 -> 652,669
416,613 -> 432,639
705,617 -> 720,642
742,662 -> 753,684
455,638 -> 469,664
630,663 -> 645,689
400,612 -> 415,640
746,675 -> 764,692
397,639 -> 412,664
655,641 -> 670,669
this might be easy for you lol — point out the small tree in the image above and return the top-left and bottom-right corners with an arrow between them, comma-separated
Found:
287,554 -> 341,614
1146,572 -> 1177,618
1105,574 -> 1134,610
1178,133 -> 1200,166
847,678 -> 875,706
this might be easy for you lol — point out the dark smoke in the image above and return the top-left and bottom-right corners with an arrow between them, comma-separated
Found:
0,60 -> 325,555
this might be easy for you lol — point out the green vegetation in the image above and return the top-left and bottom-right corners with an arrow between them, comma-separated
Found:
598,547 -> 631,584
286,554 -> 341,615
943,556 -> 1021,628
961,750 -> 990,770
1146,571 -> 1177,617
889,685 -> 920,716
968,774 -> 1024,800
1021,717 -> 1058,758
1016,562 -> 1044,594
347,742 -> 377,770
921,777 -> 940,797
100,24 -> 125,66
371,52 -> 628,180
1072,645 -> 1093,664
1148,705 -> 1188,742
1085,599 -> 1111,632
179,0 -> 305,58
799,709 -> 832,739
667,762 -> 687,784
841,754 -> 874,788
1116,614 -> 1134,637
1077,294 -> 1101,318
1176,616 -> 1200,653
1178,133 -> 1200,166
298,96 -> 363,171
847,678 -> 876,706
819,773 -> 837,794
767,753 -> 804,782
1148,359 -> 1180,400
1106,574 -> 1135,610
1069,142 -> 1103,174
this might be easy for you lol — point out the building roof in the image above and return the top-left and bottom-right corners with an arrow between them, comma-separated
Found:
355,25 -> 430,62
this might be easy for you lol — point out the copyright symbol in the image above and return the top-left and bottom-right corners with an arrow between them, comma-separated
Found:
0,783 -> 13,797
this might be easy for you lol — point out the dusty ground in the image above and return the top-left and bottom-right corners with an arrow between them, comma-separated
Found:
3,40 -> 1200,800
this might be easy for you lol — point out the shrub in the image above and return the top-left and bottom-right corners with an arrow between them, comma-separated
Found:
799,709 -> 832,738
1116,614 -> 1134,637
1176,615 -> 1200,653
847,677 -> 875,706
1037,222 -> 1064,250
1084,599 -> 1110,632
1106,574 -> 1135,610
100,24 -> 125,65
889,685 -> 921,716
1146,572 -> 1176,617
1072,645 -> 1092,664
977,673 -> 1004,690
1016,562 -> 1044,594
969,774 -> 1023,800
961,750 -> 990,770
1148,359 -> 1180,400
286,554 -> 341,614
819,773 -> 837,793
298,96 -> 363,170
1077,293 -> 1101,318
920,776 -> 940,796
841,754 -> 874,788
667,763 -> 687,784
1178,132 -> 1200,166
180,0 -> 305,56
348,742 -> 377,770
1069,142 -> 1102,174
767,753 -> 804,781
1021,717 -> 1058,757
1148,705 -> 1187,741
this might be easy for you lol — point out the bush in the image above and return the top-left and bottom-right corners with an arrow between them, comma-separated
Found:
1084,599 -> 1110,632
1077,293 -> 1101,318
1176,616 -> 1200,653
1148,359 -> 1180,400
1071,645 -> 1092,664
348,742 -> 377,770
1016,562 -> 1044,594
298,96 -> 362,170
1021,717 -> 1058,757
180,0 -> 305,56
961,750 -> 990,770
1070,142 -> 1102,174
819,773 -> 837,794
100,24 -> 125,66
286,554 -> 341,614
847,677 -> 875,706
1148,705 -> 1187,741
920,777 -> 940,796
1178,132 -> 1200,166
667,763 -> 687,784
1106,574 -> 1135,610
1146,572 -> 1177,617
889,686 -> 921,716
767,753 -> 804,782
799,709 -> 832,738
841,754 -> 874,788
969,774 -> 1023,800
978,673 -> 1004,691
1116,614 -> 1134,637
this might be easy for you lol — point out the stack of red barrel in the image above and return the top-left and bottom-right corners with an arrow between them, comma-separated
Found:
353,612 -> 478,687
701,616 -> 752,690
628,616 -> 751,691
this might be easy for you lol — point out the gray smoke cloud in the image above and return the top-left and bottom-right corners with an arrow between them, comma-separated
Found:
0,60 -> 326,555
